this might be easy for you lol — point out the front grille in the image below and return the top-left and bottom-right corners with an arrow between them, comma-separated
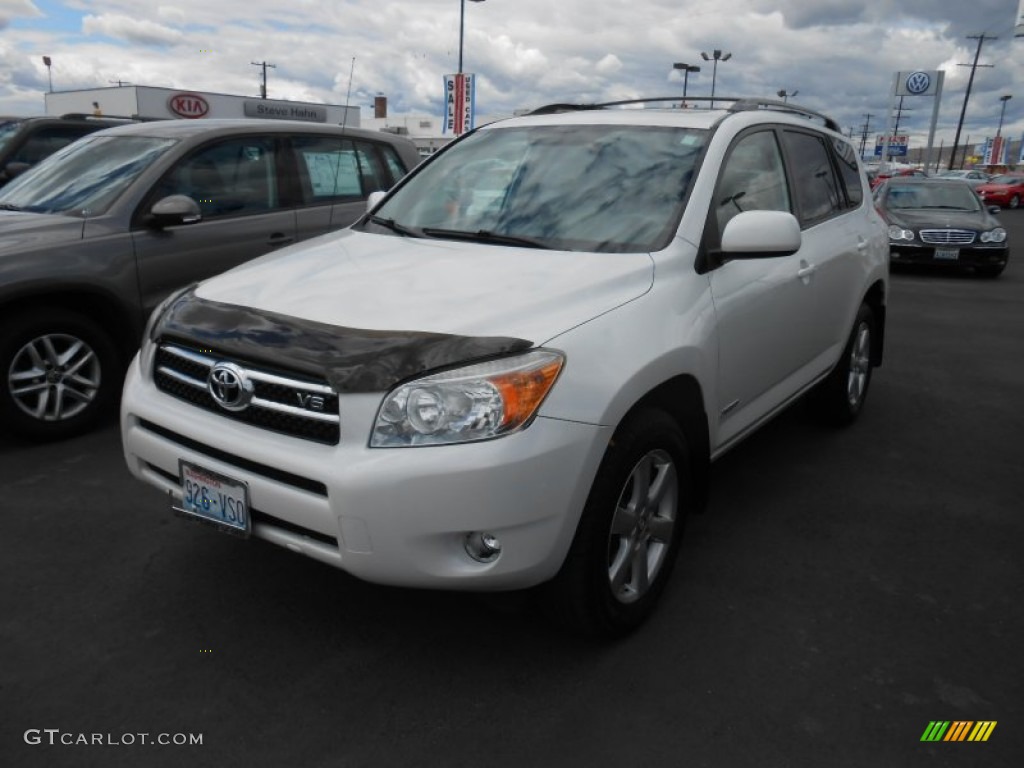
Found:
153,344 -> 340,444
920,229 -> 976,245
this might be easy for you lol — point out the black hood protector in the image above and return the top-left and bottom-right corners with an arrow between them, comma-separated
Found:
155,289 -> 533,393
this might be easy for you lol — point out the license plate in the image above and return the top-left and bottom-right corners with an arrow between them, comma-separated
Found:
175,461 -> 251,537
934,248 -> 959,260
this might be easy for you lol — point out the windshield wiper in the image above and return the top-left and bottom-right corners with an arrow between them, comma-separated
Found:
366,214 -> 423,238
420,227 -> 550,249
0,203 -> 22,211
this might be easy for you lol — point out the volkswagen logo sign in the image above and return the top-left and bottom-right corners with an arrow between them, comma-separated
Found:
207,362 -> 254,412
905,71 -> 931,95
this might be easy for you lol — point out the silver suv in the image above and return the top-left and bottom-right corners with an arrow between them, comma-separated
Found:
121,99 -> 889,635
0,119 -> 419,439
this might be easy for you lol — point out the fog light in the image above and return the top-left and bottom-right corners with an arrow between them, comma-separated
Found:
464,531 -> 502,563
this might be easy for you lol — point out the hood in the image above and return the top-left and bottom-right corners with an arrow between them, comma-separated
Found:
884,208 -> 996,231
0,210 -> 83,255
195,229 -> 655,344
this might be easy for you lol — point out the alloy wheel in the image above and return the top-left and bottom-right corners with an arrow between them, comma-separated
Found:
606,449 -> 678,604
8,333 -> 101,421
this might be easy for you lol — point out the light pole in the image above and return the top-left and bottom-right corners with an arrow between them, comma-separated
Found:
458,0 -> 486,74
673,63 -> 700,107
996,94 -> 1012,137
776,89 -> 798,103
42,56 -> 53,92
700,49 -> 731,109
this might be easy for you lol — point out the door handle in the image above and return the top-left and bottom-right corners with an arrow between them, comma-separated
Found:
266,233 -> 294,246
796,262 -> 816,280
856,237 -> 868,251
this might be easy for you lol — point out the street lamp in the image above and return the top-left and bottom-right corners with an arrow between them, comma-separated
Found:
458,0 -> 486,74
42,56 -> 53,93
673,63 -> 700,107
996,94 -> 1012,137
776,89 -> 798,103
700,49 -> 731,109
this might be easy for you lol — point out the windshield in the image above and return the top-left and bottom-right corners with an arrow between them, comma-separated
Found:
367,123 -> 707,253
0,135 -> 176,216
885,183 -> 981,211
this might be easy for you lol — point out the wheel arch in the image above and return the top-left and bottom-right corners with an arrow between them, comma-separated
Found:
862,278 -> 886,366
615,374 -> 711,515
0,289 -> 141,364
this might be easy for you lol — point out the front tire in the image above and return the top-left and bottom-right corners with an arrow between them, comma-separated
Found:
0,309 -> 121,441
543,408 -> 691,638
811,303 -> 874,426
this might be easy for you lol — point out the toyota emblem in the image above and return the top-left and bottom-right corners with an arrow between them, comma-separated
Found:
207,363 -> 254,411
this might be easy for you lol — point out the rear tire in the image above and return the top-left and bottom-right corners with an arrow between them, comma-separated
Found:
0,309 -> 121,441
811,303 -> 874,426
543,408 -> 691,638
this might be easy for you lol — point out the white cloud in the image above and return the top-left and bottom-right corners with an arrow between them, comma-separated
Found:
0,0 -> 41,30
82,13 -> 183,47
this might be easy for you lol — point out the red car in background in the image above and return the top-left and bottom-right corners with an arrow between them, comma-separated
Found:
976,174 -> 1024,209
868,167 -> 929,190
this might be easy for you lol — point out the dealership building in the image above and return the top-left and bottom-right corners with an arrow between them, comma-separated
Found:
43,85 -> 360,126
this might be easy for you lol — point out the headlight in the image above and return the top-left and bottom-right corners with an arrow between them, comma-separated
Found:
888,224 -> 914,241
980,228 -> 1007,243
370,349 -> 564,447
139,284 -> 194,378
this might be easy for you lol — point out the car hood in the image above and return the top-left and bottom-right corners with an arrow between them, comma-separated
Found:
195,229 -> 655,344
0,210 -> 83,254
884,208 -> 996,230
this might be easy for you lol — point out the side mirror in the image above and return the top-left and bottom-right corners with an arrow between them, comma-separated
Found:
720,210 -> 802,259
366,190 -> 386,212
147,194 -> 202,228
1,161 -> 31,182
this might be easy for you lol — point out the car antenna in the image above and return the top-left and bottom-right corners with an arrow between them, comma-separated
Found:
342,57 -> 355,131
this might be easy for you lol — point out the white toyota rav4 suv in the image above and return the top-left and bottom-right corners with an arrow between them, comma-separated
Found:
121,98 -> 889,636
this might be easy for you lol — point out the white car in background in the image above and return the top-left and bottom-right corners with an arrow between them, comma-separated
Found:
122,98 -> 889,636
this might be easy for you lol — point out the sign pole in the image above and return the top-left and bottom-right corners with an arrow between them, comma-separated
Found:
925,71 -> 944,173
880,73 -> 898,173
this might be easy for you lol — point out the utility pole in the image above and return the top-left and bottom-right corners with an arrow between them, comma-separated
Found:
858,113 -> 874,160
251,61 -> 276,99
889,97 -> 915,162
949,34 -> 996,170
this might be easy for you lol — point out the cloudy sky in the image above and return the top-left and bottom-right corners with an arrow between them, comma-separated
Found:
3,0 -> 1024,150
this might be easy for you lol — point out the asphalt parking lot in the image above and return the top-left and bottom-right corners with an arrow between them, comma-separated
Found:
2,214 -> 1022,768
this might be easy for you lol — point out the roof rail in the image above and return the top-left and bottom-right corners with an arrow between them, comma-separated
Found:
526,96 -> 841,133
58,113 -> 159,122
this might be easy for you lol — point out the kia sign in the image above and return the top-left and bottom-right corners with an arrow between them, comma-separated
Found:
168,93 -> 210,119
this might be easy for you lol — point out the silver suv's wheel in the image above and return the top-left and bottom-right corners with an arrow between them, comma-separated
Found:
0,309 -> 120,440
607,448 -> 678,604
811,303 -> 875,426
544,408 -> 691,637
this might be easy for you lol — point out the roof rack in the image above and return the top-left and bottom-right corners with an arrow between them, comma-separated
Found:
526,96 -> 840,133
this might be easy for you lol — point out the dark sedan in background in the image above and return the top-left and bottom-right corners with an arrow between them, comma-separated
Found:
874,177 -> 1009,278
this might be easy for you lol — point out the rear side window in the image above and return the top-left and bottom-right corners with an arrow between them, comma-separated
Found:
832,138 -> 864,208
781,130 -> 843,226
293,137 -> 394,202
380,145 -> 409,185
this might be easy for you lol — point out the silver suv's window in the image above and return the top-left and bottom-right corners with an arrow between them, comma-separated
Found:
373,124 -> 706,253
781,130 -> 844,226
0,135 -> 176,216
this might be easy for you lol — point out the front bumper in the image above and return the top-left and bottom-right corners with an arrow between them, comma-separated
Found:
889,243 -> 1008,269
121,355 -> 610,590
